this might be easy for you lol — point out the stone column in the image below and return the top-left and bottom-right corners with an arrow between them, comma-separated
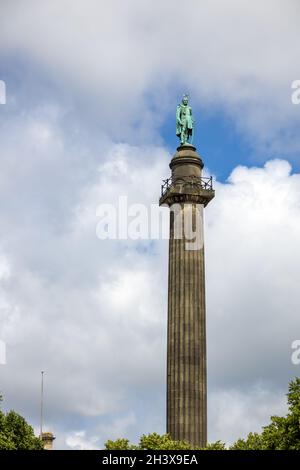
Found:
159,145 -> 214,448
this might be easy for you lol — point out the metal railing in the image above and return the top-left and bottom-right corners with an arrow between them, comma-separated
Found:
161,176 -> 213,197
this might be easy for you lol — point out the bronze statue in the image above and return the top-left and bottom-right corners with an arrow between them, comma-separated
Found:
176,94 -> 194,145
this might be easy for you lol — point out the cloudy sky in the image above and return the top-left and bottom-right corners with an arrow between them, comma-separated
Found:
0,0 -> 300,449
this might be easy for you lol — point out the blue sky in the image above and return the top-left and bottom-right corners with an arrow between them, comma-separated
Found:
0,0 -> 300,450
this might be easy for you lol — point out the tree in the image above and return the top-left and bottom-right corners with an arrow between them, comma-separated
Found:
105,432 -> 224,450
0,410 -> 43,450
138,433 -> 194,450
204,440 -> 226,450
105,438 -> 136,450
230,433 -> 263,450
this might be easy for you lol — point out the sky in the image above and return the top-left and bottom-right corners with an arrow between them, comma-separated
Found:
0,0 -> 300,449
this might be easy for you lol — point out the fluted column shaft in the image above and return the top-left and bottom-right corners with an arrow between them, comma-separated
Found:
167,203 -> 207,448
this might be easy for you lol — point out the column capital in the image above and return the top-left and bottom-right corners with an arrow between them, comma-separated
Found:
159,146 -> 215,207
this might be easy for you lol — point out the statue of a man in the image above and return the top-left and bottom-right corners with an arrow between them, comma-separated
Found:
176,94 -> 194,145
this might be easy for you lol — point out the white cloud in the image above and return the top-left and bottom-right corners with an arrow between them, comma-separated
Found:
209,385 -> 287,445
0,253 -> 10,281
206,158 -> 300,391
65,412 -> 136,450
66,431 -> 99,451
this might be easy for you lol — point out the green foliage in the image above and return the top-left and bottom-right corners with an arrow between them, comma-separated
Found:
105,432 -> 225,450
204,440 -> 226,450
105,438 -> 136,450
138,433 -> 192,450
105,378 -> 300,451
0,410 -> 43,450
230,433 -> 263,450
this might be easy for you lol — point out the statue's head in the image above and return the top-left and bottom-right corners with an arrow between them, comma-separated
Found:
182,94 -> 189,105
